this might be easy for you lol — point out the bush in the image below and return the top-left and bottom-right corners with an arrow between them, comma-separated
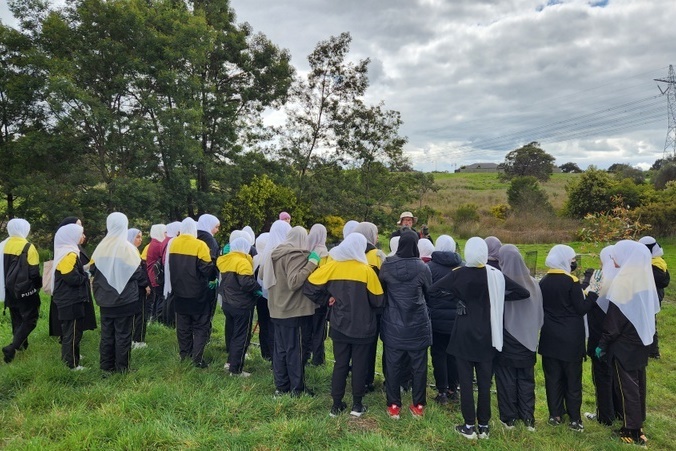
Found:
323,215 -> 345,244
632,181 -> 676,236
491,204 -> 510,220
452,203 -> 480,224
507,176 -> 554,213
565,167 -> 615,218
576,196 -> 652,242
654,163 -> 676,190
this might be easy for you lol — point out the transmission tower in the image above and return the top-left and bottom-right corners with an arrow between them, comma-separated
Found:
655,65 -> 676,160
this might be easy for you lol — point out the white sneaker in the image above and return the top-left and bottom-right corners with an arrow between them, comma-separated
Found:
245,353 -> 252,360
229,371 -> 251,378
72,365 -> 87,371
132,342 -> 147,350
224,363 -> 230,370
584,412 -> 597,421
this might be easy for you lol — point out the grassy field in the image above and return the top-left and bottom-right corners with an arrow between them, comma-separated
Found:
1,171 -> 674,449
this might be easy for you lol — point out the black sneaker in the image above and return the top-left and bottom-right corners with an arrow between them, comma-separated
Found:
500,419 -> 516,430
434,392 -> 449,405
455,424 -> 477,440
523,418 -> 536,432
620,429 -> 647,447
447,390 -> 459,402
478,425 -> 489,439
548,416 -> 562,426
364,383 -> 375,393
569,420 -> 584,432
329,402 -> 347,417
350,404 -> 368,417
2,346 -> 16,364
193,360 -> 209,369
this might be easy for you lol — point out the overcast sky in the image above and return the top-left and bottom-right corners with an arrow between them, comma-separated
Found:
3,0 -> 675,171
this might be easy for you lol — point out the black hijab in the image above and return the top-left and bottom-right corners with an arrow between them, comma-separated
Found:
396,231 -> 420,258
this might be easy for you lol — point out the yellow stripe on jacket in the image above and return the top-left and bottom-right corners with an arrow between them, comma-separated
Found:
547,268 -> 579,283
3,237 -> 40,265
217,252 -> 254,276
307,259 -> 383,295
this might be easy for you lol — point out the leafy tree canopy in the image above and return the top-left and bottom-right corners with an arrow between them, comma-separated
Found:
501,142 -> 555,182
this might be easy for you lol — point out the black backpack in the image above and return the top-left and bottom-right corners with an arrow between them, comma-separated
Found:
5,242 -> 38,300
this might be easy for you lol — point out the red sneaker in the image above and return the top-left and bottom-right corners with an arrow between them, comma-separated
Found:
387,404 -> 401,419
409,404 -> 424,418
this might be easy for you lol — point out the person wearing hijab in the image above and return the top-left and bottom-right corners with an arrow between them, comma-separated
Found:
165,218 -> 215,368
161,221 -> 181,327
417,238 -> 434,263
196,214 -> 221,335
89,213 -> 146,373
388,236 -> 400,257
582,246 -> 620,427
495,244 -> 544,431
253,233 -> 273,361
304,233 -> 384,418
484,236 -> 502,270
597,240 -> 660,446
426,234 -> 463,405
145,224 -> 169,325
342,220 -> 359,241
429,237 -> 530,440
127,228 -> 151,349
1,219 -> 42,363
378,231 -> 433,419
638,236 -> 669,359
51,223 -> 90,369
279,212 -> 291,223
259,226 -> 318,396
49,217 -> 97,340
303,224 -> 330,366
538,244 -> 599,432
217,237 -> 262,377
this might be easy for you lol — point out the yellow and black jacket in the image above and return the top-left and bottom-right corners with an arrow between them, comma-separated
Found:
651,257 -> 670,303
217,251 -> 261,311
303,259 -> 384,341
53,252 -> 89,309
168,234 -> 213,313
2,237 -> 41,307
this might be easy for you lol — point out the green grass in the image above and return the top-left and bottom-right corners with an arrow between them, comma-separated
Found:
1,244 -> 674,450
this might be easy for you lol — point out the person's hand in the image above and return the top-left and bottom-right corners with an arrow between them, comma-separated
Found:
145,286 -> 151,296
308,251 -> 320,265
254,290 -> 263,298
208,280 -> 218,289
587,270 -> 603,294
595,346 -> 606,360
222,243 -> 230,255
328,296 -> 336,307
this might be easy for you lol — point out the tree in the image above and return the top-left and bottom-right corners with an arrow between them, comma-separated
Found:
654,163 -> 676,190
612,165 -> 645,185
501,142 -> 555,181
559,162 -> 583,173
507,176 -> 553,213
564,166 -> 615,218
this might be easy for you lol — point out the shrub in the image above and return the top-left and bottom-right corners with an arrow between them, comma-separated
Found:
506,176 -> 553,213
565,167 -> 615,218
323,215 -> 345,243
491,204 -> 510,220
576,196 -> 652,242
632,181 -> 676,236
654,163 -> 676,190
453,203 -> 480,224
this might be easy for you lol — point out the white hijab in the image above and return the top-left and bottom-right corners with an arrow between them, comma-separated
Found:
465,237 -> 506,352
150,224 -> 166,242
606,240 -> 660,346
418,238 -> 434,260
545,244 -> 576,273
388,236 -> 400,256
595,245 -> 617,313
51,223 -> 84,293
127,228 -> 141,247
197,214 -> 219,235
342,220 -> 359,239
166,221 -> 181,238
230,236 -> 252,254
263,226 -> 307,291
164,218 -> 197,297
307,223 -> 329,258
259,220 -> 292,293
253,232 -> 269,272
498,244 -> 543,352
242,226 -> 256,246
92,212 -> 142,294
229,230 -> 248,244
435,234 -> 456,253
0,218 -> 31,302
329,233 -> 368,264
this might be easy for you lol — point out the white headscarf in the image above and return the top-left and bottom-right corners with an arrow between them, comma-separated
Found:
253,232 -> 269,272
418,238 -> 434,260
485,236 -> 502,261
0,218 -> 32,302
545,244 -> 576,273
229,230 -> 248,244
606,240 -> 660,346
164,218 -> 197,297
166,221 -> 181,238
342,220 -> 359,239
353,222 -> 378,247
196,214 -> 219,235
499,244 -> 543,352
150,224 -> 166,242
259,220 -> 292,293
638,236 -> 664,258
329,233 -> 368,264
242,226 -> 256,246
230,237 -> 252,254
595,245 -> 617,313
465,237 -> 506,351
388,236 -> 400,256
51,223 -> 84,293
127,228 -> 141,247
92,212 -> 142,295
307,223 -> 329,258
435,235 -> 456,253
263,226 -> 306,291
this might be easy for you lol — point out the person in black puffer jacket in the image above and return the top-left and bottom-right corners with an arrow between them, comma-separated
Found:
426,234 -> 463,405
379,231 -> 433,419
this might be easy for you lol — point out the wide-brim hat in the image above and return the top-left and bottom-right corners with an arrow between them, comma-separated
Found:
397,211 -> 417,226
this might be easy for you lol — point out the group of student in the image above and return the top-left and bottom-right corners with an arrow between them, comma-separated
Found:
0,210 -> 669,447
